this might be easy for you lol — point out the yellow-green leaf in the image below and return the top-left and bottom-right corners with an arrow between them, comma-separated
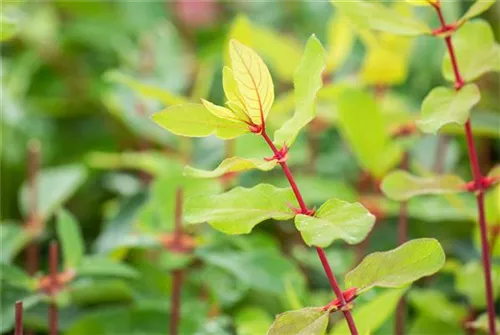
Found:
326,11 -> 355,72
273,35 -> 325,147
404,0 -> 436,6
460,0 -> 496,23
184,157 -> 277,179
201,98 -> 240,122
152,103 -> 248,139
381,170 -> 466,201
222,66 -> 252,122
417,84 -> 480,134
229,40 -> 274,125
224,15 -> 253,67
268,307 -> 329,335
295,198 -> 375,248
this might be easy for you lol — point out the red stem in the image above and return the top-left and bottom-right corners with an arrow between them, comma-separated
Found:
261,130 -> 359,335
49,242 -> 58,335
170,188 -> 184,335
15,300 -> 23,335
433,5 -> 496,335
25,140 -> 40,276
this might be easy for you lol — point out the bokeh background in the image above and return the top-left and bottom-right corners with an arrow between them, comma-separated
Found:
1,1 -> 499,334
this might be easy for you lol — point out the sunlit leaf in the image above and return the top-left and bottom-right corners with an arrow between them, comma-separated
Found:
267,307 -> 329,335
442,20 -> 500,82
337,88 -> 402,178
333,1 -> 431,36
345,238 -> 445,292
184,156 -> 277,179
326,11 -> 355,72
229,40 -> 274,125
381,170 -> 466,201
225,15 -> 253,66
404,0 -> 436,6
417,84 -> 480,134
455,261 -> 500,308
330,288 -> 408,335
184,184 -> 295,234
152,103 -> 249,139
104,70 -> 187,106
56,209 -> 84,269
19,164 -> 88,222
295,198 -> 375,248
222,67 -> 251,122
273,35 -> 325,147
202,98 -> 241,122
460,0 -> 496,23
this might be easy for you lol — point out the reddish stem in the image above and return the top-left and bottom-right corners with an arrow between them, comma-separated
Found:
260,130 -> 359,335
49,242 -> 58,335
432,5 -> 496,335
25,140 -> 41,276
15,300 -> 23,335
170,188 -> 184,335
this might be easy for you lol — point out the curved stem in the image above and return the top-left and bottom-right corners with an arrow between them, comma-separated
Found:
432,5 -> 496,335
261,130 -> 359,335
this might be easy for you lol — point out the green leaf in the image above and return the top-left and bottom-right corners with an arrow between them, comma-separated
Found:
337,88 -> 402,178
151,103 -> 249,139
184,184 -> 295,234
0,222 -> 31,263
442,20 -> 500,82
326,11 -> 355,72
416,84 -> 480,134
345,238 -> 445,292
273,35 -> 325,147
229,39 -> 274,125
295,198 -> 375,248
104,70 -> 187,106
409,316 -> 463,335
0,264 -> 35,290
235,307 -> 273,335
184,156 -> 277,179
460,0 -> 496,23
381,170 -> 466,201
19,164 -> 88,223
455,261 -> 500,308
467,313 -> 500,334
267,307 -> 329,335
333,1 -> 431,36
408,289 -> 467,324
330,288 -> 408,335
56,209 -> 84,269
76,256 -> 139,279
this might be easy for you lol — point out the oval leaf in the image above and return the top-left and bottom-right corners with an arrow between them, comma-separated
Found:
184,184 -> 295,234
151,103 -> 248,139
381,170 -> 466,201
295,199 -> 375,248
56,209 -> 84,269
460,0 -> 496,23
417,84 -> 480,134
184,157 -> 277,179
267,307 -> 329,335
345,238 -> 445,292
273,35 -> 325,147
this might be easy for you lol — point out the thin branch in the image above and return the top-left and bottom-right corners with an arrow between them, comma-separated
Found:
25,139 -> 41,276
15,300 -> 23,335
49,241 -> 59,335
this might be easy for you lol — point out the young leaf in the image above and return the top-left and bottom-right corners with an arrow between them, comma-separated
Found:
295,199 -> 375,248
222,67 -> 251,122
152,103 -> 249,139
326,12 -> 355,72
184,184 -> 295,234
337,88 -> 402,178
76,256 -> 139,279
267,307 -> 329,335
331,288 -> 408,335
459,0 -> 496,23
56,209 -> 84,269
345,238 -> 445,292
416,84 -> 480,134
381,170 -> 466,201
184,156 -> 277,179
273,35 -> 325,147
333,1 -> 431,36
229,40 -> 274,125
104,70 -> 187,106
442,20 -> 500,82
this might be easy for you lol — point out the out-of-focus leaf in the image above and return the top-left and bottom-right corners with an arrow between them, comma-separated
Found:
190,58 -> 216,101
184,184 -> 295,234
345,238 -> 445,292
235,307 -> 273,335
56,209 -> 84,269
330,288 -> 408,335
441,111 -> 500,138
273,35 -> 325,147
326,11 -> 354,72
337,88 -> 402,178
1,291 -> 42,333
197,267 -> 249,308
152,103 -> 249,139
442,20 -> 500,82
0,2 -> 24,41
225,15 -> 252,66
184,156 -> 277,179
381,170 -> 466,201
0,222 -> 31,263
405,0 -> 436,6
417,84 -> 480,134
76,256 -> 138,279
295,198 -> 375,248
467,313 -> 500,334
69,279 -> 134,306
19,164 -> 88,222
0,264 -> 35,290
267,307 -> 329,335
455,261 -> 500,308
409,316 -> 463,335
408,289 -> 467,324
229,40 -> 274,125
459,0 -> 496,23
333,1 -> 431,36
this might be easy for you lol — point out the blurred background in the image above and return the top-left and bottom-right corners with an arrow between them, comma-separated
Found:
1,1 -> 499,334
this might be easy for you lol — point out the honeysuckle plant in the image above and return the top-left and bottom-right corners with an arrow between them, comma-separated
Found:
333,0 -> 500,334
151,35 -> 445,335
